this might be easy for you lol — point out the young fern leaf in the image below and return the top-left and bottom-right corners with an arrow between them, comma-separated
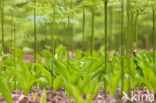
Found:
85,60 -> 104,73
139,60 -> 156,89
35,64 -> 52,87
53,58 -> 102,103
53,59 -> 84,103
7,63 -> 36,95
107,71 -> 121,96
53,59 -> 69,80
81,67 -> 103,91
0,73 -> 12,103
81,60 -> 104,91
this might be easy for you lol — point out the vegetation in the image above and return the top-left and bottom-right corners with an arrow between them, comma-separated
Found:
33,0 -> 37,63
104,0 -> 108,98
0,0 -> 4,54
0,0 -> 155,103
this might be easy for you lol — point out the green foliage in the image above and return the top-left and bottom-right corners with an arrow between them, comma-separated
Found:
107,71 -> 121,96
35,63 -> 52,88
6,62 -> 36,95
33,89 -> 47,103
53,58 -> 104,102
135,51 -> 156,89
0,72 -> 13,103
0,46 -> 156,102
0,0 -> 156,102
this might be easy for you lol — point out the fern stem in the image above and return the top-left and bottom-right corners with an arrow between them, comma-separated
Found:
109,6 -> 112,49
131,12 -> 134,50
11,11 -> 13,50
67,0 -> 73,69
13,25 -> 16,89
1,0 -> 4,54
91,0 -> 96,56
104,0 -> 108,98
33,0 -> 37,63
44,22 -> 47,42
64,0 -> 67,46
82,6 -> 85,50
11,0 -> 16,89
121,0 -> 124,95
51,0 -> 56,90
52,4 -> 56,57
127,0 -> 131,92
134,14 -> 138,49
152,6 -> 155,64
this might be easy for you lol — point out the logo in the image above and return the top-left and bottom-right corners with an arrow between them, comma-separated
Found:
122,91 -> 154,102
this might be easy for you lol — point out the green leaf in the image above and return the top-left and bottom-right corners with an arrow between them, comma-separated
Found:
6,63 -> 36,95
36,54 -> 42,64
0,73 -> 12,103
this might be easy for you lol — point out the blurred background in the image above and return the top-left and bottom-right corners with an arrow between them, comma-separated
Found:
0,0 -> 155,54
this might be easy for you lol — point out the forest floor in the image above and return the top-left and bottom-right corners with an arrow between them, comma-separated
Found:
1,50 -> 155,103
0,87 -> 154,103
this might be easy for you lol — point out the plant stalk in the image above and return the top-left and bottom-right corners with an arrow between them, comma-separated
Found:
13,25 -> 16,89
91,0 -> 96,56
52,3 -> 56,58
104,0 -> 108,98
82,6 -> 85,50
152,6 -> 155,64
51,0 -> 56,90
11,11 -> 14,50
109,6 -> 112,49
127,0 -> 132,93
67,0 -> 73,69
1,0 -> 4,54
33,0 -> 37,63
64,0 -> 67,46
134,14 -> 138,49
121,0 -> 124,96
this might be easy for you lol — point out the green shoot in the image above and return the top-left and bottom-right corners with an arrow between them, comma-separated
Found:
152,6 -> 155,64
0,0 -> 4,54
82,6 -> 86,50
67,0 -> 73,69
121,0 -> 124,96
90,0 -> 96,56
104,0 -> 108,98
33,0 -> 37,63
